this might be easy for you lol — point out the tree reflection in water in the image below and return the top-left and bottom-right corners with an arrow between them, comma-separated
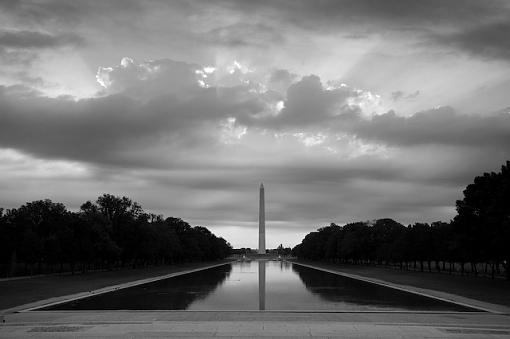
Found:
45,264 -> 233,310
291,264 -> 475,311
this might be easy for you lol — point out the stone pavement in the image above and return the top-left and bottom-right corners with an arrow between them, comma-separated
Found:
1,311 -> 510,338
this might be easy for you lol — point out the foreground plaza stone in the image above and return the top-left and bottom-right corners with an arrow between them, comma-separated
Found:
1,310 -> 510,338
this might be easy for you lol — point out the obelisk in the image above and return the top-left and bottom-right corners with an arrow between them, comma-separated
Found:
258,183 -> 266,254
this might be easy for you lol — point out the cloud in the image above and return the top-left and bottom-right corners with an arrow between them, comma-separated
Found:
206,23 -> 285,47
96,57 -> 204,97
201,0 -> 510,66
0,30 -> 84,49
4,0 -> 504,33
433,21 -> 510,61
0,58 -> 269,166
349,107 -> 510,148
277,75 -> 358,125
0,87 -> 216,166
0,46 -> 38,66
0,0 -> 144,26
238,74 -> 510,151
211,0 -> 508,32
237,74 -> 365,129
3,59 -> 508,170
267,69 -> 298,94
0,30 -> 85,89
391,90 -> 420,101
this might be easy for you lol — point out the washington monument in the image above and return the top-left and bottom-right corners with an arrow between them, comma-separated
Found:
258,183 -> 266,254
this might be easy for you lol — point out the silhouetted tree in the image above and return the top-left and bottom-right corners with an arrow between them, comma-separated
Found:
292,160 -> 510,279
454,161 -> 510,279
0,194 -> 232,277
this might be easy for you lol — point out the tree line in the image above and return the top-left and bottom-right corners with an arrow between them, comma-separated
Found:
0,194 -> 232,277
292,161 -> 510,279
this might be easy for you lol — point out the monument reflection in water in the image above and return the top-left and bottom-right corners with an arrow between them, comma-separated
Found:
44,260 -> 475,311
258,260 -> 265,310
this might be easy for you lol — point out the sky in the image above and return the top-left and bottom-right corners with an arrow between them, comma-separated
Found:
1,0 -> 510,248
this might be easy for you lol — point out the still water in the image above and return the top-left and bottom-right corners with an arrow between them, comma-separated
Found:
45,260 -> 476,311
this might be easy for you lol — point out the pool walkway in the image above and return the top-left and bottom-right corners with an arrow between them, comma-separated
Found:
1,260 -> 510,338
2,310 -> 510,338
0,260 -> 234,312
291,260 -> 510,313
291,261 -> 510,314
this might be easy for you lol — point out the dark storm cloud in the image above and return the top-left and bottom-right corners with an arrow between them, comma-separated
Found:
0,29 -> 84,76
237,75 -> 359,129
5,0 -> 504,32
0,88 -> 253,166
0,30 -> 84,49
206,23 -> 285,47
208,0 -> 510,63
0,0 -> 144,25
3,0 -> 509,66
2,61 -> 508,172
149,162 -> 402,190
0,87 -> 146,165
267,69 -> 298,94
349,107 -> 510,148
0,58 -> 266,166
0,0 -> 87,23
433,22 -> 510,61
212,0 -> 507,30
238,75 -> 510,151
276,75 -> 357,126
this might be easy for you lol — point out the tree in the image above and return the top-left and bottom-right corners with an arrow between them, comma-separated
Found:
1,194 -> 231,277
369,219 -> 405,265
454,161 -> 510,279
9,200 -> 71,274
0,208 -> 16,274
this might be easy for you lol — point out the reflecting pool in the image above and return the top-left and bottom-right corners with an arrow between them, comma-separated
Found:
44,260 -> 477,311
